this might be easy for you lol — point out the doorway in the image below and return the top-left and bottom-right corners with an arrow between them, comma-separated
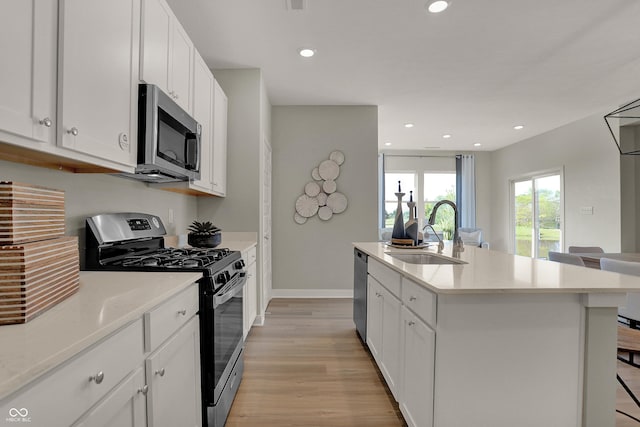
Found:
512,172 -> 563,259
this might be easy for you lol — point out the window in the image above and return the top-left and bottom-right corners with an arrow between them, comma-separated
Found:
384,172 -> 415,227
383,170 -> 456,237
423,173 -> 456,239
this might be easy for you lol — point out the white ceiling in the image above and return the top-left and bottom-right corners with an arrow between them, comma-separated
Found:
166,0 -> 640,152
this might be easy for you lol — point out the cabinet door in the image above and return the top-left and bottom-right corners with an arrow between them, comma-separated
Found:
366,277 -> 383,363
212,79 -> 228,196
380,284 -> 402,400
191,51 -> 214,191
72,368 -> 146,427
58,0 -> 139,167
169,22 -> 193,113
243,260 -> 257,339
140,0 -> 171,92
146,316 -> 202,427
0,0 -> 56,144
400,307 -> 435,427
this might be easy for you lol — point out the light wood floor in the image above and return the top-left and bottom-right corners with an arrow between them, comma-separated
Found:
226,298 -> 405,427
227,298 -> 640,426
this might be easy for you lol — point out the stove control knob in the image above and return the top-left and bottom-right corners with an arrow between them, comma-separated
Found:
215,273 -> 227,285
234,260 -> 245,270
224,271 -> 231,282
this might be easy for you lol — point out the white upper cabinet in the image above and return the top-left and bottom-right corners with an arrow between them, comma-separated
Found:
191,51 -> 214,192
0,0 -> 57,145
57,0 -> 140,168
212,79 -> 228,197
140,0 -> 193,113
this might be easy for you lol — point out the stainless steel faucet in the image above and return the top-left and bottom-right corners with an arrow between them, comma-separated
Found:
427,199 -> 464,251
422,223 -> 445,253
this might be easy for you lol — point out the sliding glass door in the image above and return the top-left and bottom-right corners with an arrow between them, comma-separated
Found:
512,172 -> 562,259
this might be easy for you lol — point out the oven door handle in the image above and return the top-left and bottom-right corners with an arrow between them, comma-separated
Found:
213,272 -> 247,308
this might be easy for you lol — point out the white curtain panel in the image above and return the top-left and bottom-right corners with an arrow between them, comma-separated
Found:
459,154 -> 476,228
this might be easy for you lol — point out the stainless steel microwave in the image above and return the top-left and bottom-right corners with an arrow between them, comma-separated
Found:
125,84 -> 201,183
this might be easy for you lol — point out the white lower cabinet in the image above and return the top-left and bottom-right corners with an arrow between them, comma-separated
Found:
0,319 -> 144,427
243,245 -> 257,339
72,368 -> 147,427
366,276 -> 401,399
366,278 -> 383,362
400,306 -> 435,427
0,283 -> 201,427
145,316 -> 201,427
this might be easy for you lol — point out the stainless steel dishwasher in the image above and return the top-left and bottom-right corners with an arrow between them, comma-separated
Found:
353,248 -> 368,342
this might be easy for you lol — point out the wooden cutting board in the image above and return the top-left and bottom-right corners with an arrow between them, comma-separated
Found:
0,236 -> 79,325
0,181 -> 65,245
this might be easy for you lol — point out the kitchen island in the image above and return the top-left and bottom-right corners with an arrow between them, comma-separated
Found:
354,242 -> 640,427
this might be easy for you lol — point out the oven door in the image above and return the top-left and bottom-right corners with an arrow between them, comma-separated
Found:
200,271 -> 246,405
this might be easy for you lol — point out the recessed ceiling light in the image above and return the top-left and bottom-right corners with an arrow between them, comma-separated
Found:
404,123 -> 414,128
442,134 -> 451,139
514,125 -> 524,130
299,48 -> 315,58
384,142 -> 392,146
427,0 -> 449,13
474,143 -> 482,147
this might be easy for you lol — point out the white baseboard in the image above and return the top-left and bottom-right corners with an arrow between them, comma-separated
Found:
253,314 -> 265,326
271,289 -> 354,298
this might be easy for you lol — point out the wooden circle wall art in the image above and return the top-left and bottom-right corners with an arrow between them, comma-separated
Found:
294,150 -> 348,223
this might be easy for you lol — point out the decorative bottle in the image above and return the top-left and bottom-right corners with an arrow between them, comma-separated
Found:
391,181 -> 406,240
405,191 -> 418,246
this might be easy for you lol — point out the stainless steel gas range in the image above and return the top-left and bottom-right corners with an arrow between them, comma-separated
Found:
84,212 -> 246,427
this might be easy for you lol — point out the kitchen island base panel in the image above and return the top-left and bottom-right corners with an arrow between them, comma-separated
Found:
433,293 -> 584,427
582,307 -> 618,427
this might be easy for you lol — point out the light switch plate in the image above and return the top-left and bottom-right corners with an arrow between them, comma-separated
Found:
580,206 -> 593,215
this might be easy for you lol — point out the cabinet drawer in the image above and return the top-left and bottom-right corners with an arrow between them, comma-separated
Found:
144,284 -> 198,352
402,278 -> 437,328
368,258 -> 401,297
1,319 -> 144,427
244,246 -> 257,265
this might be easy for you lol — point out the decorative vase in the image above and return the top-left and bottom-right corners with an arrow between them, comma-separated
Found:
391,181 -> 406,240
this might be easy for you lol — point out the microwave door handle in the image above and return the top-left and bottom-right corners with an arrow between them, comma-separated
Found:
184,134 -> 199,170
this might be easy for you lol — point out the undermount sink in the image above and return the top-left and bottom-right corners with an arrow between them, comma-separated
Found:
386,252 -> 467,265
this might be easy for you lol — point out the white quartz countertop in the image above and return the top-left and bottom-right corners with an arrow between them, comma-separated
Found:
354,242 -> 640,294
220,233 -> 257,253
0,270 -> 202,401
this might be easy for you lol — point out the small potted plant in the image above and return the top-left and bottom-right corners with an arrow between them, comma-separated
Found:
187,220 -> 221,248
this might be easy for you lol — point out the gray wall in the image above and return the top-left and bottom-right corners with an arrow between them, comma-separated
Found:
197,69 -> 262,232
489,111 -> 621,253
0,159 -> 197,259
271,106 -> 378,293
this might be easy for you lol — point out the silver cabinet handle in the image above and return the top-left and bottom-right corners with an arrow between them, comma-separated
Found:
408,321 -> 415,326
39,117 -> 52,127
137,385 -> 149,395
177,309 -> 187,316
409,296 -> 417,301
376,292 -> 382,297
67,127 -> 79,136
155,368 -> 165,377
89,371 -> 104,384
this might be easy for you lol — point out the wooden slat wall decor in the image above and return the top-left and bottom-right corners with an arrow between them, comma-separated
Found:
0,236 -> 79,325
0,181 -> 66,244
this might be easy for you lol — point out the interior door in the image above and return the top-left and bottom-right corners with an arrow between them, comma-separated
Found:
261,137 -> 272,314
